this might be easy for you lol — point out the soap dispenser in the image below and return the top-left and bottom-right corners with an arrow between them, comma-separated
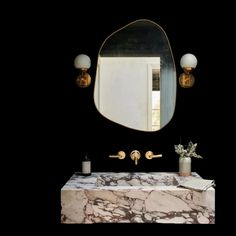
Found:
81,152 -> 91,176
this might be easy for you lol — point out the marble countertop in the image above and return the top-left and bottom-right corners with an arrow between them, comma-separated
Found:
61,172 -> 205,190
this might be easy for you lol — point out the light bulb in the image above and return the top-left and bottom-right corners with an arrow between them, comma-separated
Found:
74,54 -> 91,69
180,53 -> 197,69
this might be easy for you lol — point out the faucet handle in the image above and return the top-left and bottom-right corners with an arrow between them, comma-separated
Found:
109,151 -> 126,159
145,151 -> 162,160
130,150 -> 141,165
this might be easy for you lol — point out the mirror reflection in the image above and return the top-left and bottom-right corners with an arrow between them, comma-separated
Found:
94,19 -> 176,131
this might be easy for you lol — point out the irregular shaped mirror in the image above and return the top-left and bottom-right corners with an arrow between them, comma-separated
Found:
94,19 -> 176,131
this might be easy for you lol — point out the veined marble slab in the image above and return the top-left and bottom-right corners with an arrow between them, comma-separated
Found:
61,172 -> 215,224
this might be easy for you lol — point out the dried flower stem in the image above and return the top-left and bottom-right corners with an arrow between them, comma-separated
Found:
174,141 -> 203,159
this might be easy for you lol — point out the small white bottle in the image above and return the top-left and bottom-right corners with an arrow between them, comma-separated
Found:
81,153 -> 91,176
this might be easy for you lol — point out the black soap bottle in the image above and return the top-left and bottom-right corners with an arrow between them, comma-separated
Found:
81,152 -> 91,176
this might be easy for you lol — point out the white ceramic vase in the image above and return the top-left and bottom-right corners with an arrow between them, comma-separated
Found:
179,157 -> 191,176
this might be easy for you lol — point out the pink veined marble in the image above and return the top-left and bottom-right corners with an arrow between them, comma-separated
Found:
61,172 -> 215,224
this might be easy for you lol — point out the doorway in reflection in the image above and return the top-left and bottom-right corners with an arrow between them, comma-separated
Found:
151,68 -> 160,131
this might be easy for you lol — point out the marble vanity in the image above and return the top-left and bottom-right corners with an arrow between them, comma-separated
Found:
61,172 -> 215,224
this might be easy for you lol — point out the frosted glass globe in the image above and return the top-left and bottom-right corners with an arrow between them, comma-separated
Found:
180,53 -> 197,69
74,54 -> 91,69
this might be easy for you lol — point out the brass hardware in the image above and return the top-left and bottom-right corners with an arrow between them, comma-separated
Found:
179,67 -> 195,88
130,150 -> 141,165
76,69 -> 91,88
109,151 -> 126,159
145,151 -> 162,160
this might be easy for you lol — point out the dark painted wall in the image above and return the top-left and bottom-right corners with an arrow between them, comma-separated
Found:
43,5 -> 219,228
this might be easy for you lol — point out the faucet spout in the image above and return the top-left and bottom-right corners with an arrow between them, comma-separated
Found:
130,150 -> 141,165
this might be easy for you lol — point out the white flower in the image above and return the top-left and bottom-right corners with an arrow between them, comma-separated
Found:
174,141 -> 203,159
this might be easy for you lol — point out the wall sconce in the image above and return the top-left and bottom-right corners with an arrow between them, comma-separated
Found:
179,53 -> 198,88
74,54 -> 91,88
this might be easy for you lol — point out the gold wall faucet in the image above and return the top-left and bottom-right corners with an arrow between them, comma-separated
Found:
130,150 -> 141,165
109,151 -> 126,159
145,151 -> 162,159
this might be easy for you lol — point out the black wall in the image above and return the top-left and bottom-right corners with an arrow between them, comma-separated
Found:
42,5 -> 220,229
